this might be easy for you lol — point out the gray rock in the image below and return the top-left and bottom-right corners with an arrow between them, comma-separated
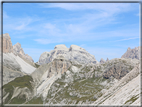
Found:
13,42 -> 34,62
100,58 -> 105,64
103,58 -> 139,79
121,46 -> 140,60
38,44 -> 98,65
106,58 -> 109,61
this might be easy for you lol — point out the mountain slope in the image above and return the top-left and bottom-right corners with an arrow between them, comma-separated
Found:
93,64 -> 140,106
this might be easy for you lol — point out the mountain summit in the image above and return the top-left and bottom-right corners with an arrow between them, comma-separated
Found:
38,44 -> 98,65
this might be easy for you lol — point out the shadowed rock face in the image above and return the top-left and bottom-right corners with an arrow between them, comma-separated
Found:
0,33 -> 13,53
103,64 -> 129,79
121,47 -> 140,60
13,42 -> 34,62
103,58 -> 139,80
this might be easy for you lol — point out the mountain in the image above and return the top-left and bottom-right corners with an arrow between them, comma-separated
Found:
121,46 -> 140,60
1,33 -> 140,106
2,56 -> 140,105
100,58 -> 105,64
0,33 -> 37,85
93,64 -> 140,106
38,44 -> 98,65
13,42 -> 34,62
1,33 -> 13,53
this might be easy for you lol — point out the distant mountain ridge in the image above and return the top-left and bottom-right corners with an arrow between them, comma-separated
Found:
121,47 -> 140,60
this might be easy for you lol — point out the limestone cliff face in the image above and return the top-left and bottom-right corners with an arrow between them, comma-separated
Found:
0,33 -> 13,53
121,47 -> 140,60
48,55 -> 71,77
38,44 -> 98,65
13,43 -> 34,62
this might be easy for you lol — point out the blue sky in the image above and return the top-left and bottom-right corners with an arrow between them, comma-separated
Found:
3,3 -> 140,62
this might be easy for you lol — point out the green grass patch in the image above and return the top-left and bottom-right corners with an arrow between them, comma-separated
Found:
26,97 -> 43,104
124,95 -> 139,105
35,63 -> 40,68
3,75 -> 33,104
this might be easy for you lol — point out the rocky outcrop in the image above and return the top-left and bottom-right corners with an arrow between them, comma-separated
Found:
121,47 -> 140,60
103,58 -> 139,79
31,55 -> 71,99
0,33 -> 13,53
13,42 -> 34,62
38,52 -> 50,65
100,58 -> 105,64
48,55 -> 71,77
106,58 -> 109,61
38,44 -> 98,65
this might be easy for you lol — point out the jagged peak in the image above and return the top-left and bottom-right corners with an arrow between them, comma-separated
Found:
100,58 -> 105,64
127,47 -> 131,51
106,58 -> 109,61
14,42 -> 21,47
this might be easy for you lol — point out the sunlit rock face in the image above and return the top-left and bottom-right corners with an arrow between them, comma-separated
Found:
121,47 -> 140,60
13,42 -> 34,62
0,33 -> 13,53
38,44 -> 98,65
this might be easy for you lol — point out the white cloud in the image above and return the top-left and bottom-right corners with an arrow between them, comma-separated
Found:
34,38 -> 63,44
110,37 -> 140,42
40,3 -> 132,13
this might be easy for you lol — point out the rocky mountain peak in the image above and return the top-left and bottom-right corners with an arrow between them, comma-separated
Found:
69,45 -> 86,52
0,33 -> 13,53
54,44 -> 69,51
100,58 -> 105,64
38,44 -> 98,65
13,42 -> 34,62
3,33 -> 11,38
127,47 -> 131,51
121,46 -> 140,60
106,58 -> 109,61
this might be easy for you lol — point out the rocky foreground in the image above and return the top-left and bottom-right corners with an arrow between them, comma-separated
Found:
1,33 -> 141,106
